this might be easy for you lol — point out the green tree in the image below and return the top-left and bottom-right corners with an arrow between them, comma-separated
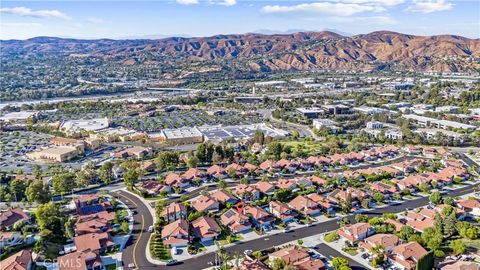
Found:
332,257 -> 350,270
218,179 -> 227,190
271,258 -> 286,270
398,226 -> 415,242
429,191 -> 442,205
26,179 -> 50,204
121,221 -> 129,234
449,239 -> 466,255
421,227 -> 443,251
64,217 -> 76,239
156,151 -> 180,170
10,179 -> 28,201
372,192 -> 384,203
416,251 -> 434,270
35,202 -> 65,238
124,169 -> 139,189
273,188 -> 292,202
52,171 -> 76,194
99,161 -> 114,184
187,156 -> 199,168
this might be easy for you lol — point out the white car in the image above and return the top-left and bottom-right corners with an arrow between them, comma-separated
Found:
244,249 -> 253,255
148,225 -> 154,233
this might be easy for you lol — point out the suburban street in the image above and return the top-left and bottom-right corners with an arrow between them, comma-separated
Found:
114,179 -> 478,270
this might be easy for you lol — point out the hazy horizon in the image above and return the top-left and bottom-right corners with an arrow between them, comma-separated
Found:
1,0 -> 479,40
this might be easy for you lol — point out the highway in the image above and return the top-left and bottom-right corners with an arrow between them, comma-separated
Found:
113,180 -> 478,270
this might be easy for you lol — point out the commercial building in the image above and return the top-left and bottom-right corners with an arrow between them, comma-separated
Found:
0,111 -> 38,124
402,114 -> 477,130
92,127 -> 145,142
313,119 -> 338,132
366,121 -> 384,129
321,104 -> 350,115
27,146 -> 80,162
296,107 -> 324,118
198,123 -> 288,143
353,106 -> 393,115
151,127 -> 204,145
60,118 -> 109,134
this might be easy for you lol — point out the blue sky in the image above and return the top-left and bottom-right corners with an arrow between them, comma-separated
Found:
0,0 -> 478,39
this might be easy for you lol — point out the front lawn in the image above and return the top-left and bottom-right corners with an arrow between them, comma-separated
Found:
149,234 -> 172,261
343,247 -> 358,256
217,234 -> 244,245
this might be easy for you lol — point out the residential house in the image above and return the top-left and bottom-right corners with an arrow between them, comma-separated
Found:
243,163 -> 259,174
136,180 -> 171,196
268,201 -> 297,223
369,181 -> 398,195
457,199 -> 480,217
288,195 -> 321,217
210,190 -> 238,205
220,209 -> 251,234
0,231 -> 23,250
294,258 -> 326,270
338,223 -> 375,243
226,163 -> 245,176
268,246 -> 310,265
307,193 -> 335,213
191,216 -> 221,243
276,179 -> 297,191
243,205 -> 275,230
164,172 -> 190,189
76,211 -> 116,235
389,242 -> 428,270
74,195 -> 112,215
234,184 -> 260,202
191,195 -> 220,213
58,249 -> 104,270
141,160 -> 157,172
293,177 -> 313,189
232,258 -> 269,270
360,234 -> 399,254
309,175 -> 327,188
405,210 -> 434,233
385,219 -> 405,232
259,160 -> 276,172
162,202 -> 187,222
74,232 -> 116,253
0,208 -> 29,230
182,168 -> 208,182
440,261 -> 479,270
255,181 -> 276,196
161,219 -> 190,247
207,165 -> 226,179
1,249 -> 32,270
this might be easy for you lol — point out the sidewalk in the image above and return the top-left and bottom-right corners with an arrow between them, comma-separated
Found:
320,236 -> 376,270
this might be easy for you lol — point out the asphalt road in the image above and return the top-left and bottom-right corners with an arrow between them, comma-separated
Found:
115,179 -> 478,270
112,190 -> 154,270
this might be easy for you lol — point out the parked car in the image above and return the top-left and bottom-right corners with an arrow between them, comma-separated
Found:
166,259 -> 178,266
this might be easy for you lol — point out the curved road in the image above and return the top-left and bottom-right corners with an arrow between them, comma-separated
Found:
113,181 -> 478,270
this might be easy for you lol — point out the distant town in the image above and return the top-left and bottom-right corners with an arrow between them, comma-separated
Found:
1,71 -> 480,270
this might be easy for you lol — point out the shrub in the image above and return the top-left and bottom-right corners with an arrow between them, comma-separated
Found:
324,231 -> 339,242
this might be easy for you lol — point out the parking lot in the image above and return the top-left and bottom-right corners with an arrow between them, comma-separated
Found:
0,130 -> 54,173
115,110 -> 264,132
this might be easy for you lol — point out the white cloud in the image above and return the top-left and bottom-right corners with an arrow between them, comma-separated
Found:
339,0 -> 405,6
176,0 -> 199,5
329,15 -> 397,24
87,17 -> 105,24
0,7 -> 71,20
219,0 -> 236,6
261,2 -> 385,16
405,0 -> 453,13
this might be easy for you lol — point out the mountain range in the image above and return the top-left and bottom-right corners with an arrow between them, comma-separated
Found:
2,31 -> 479,75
